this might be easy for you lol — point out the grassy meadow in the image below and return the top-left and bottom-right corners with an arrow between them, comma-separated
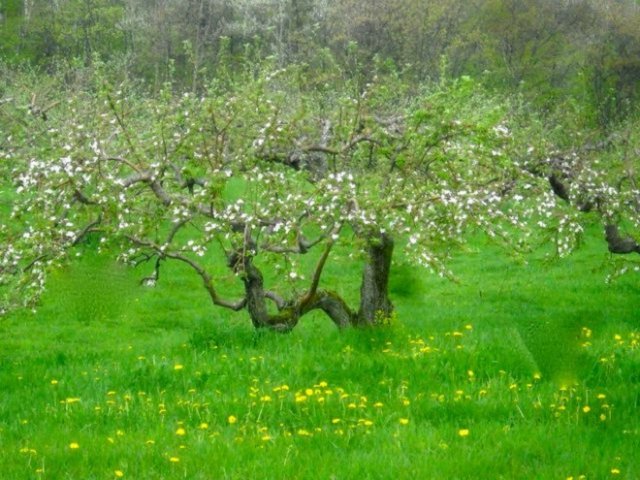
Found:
0,231 -> 639,479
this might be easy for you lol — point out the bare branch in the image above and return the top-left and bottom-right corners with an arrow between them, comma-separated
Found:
72,217 -> 102,246
126,235 -> 246,311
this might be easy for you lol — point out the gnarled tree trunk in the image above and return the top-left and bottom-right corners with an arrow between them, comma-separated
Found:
239,232 -> 395,331
355,233 -> 394,326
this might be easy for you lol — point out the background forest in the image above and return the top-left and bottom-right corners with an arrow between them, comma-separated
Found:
2,0 -> 640,127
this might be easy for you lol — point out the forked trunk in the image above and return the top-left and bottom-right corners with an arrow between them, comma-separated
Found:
240,234 -> 394,331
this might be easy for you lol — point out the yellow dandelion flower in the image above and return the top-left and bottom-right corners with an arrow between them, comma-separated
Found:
331,418 -> 341,424
261,435 -> 272,441
115,470 -> 124,478
458,429 -> 470,437
600,414 -> 607,421
174,364 -> 184,371
611,468 -> 620,475
373,402 -> 384,408
305,388 -> 314,396
295,395 -> 307,403
318,381 -> 328,388
228,415 -> 238,424
199,423 -> 209,430
260,395 -> 272,402
175,427 -> 186,436
169,457 -> 180,463
582,406 -> 591,413
50,379 -> 58,385
597,393 -> 606,400
399,418 -> 409,425
69,442 -> 80,449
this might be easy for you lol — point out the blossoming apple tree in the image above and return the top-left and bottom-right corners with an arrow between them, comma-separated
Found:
0,64 -> 586,329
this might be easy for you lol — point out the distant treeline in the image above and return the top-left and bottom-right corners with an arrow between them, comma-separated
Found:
1,0 -> 640,127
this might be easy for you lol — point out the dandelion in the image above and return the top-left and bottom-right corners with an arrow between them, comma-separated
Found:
228,415 -> 238,424
399,418 -> 409,425
373,402 -> 384,408
69,442 -> 80,449
582,406 -> 591,413
50,379 -> 58,385
174,364 -> 184,371
198,423 -> 209,430
115,470 -> 124,478
175,427 -> 186,436
458,429 -> 470,437
611,468 -> 620,475
331,418 -> 341,424
169,457 -> 180,463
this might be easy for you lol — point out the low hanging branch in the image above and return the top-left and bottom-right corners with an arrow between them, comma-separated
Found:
126,235 -> 247,312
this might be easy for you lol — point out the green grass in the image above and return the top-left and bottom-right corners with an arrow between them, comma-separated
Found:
0,233 -> 639,479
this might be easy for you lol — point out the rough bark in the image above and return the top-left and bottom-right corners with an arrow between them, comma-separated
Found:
301,290 -> 355,329
241,257 -> 274,329
604,224 -> 640,254
356,233 -> 394,326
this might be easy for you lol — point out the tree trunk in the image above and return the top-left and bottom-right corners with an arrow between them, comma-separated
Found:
301,290 -> 355,329
239,234 -> 395,331
241,257 -> 273,329
356,233 -> 394,326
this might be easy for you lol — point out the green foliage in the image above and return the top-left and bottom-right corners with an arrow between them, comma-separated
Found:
2,0 -> 640,127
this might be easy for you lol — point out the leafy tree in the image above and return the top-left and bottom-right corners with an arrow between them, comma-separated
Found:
0,62 -> 553,328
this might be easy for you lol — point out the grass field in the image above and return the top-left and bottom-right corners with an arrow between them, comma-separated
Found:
0,232 -> 639,479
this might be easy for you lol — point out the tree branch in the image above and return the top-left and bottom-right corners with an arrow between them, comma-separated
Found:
126,235 -> 246,311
